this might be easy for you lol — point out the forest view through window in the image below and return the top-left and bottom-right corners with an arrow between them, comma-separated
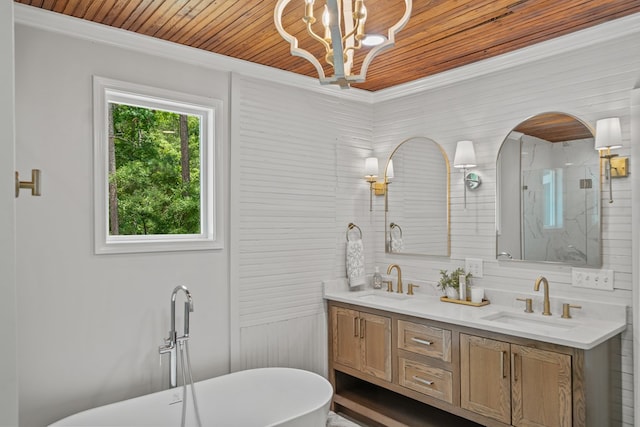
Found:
109,103 -> 202,236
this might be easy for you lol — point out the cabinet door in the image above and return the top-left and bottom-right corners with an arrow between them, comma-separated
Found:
511,345 -> 572,427
460,334 -> 511,424
359,312 -> 392,381
331,306 -> 360,371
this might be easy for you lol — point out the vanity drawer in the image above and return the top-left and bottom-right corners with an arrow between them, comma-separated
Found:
399,358 -> 453,404
397,320 -> 451,362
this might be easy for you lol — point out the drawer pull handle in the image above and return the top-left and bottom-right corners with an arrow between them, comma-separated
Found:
412,376 -> 434,386
411,337 -> 432,346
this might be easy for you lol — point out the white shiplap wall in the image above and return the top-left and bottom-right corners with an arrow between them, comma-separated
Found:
230,75 -> 374,374
373,32 -> 640,426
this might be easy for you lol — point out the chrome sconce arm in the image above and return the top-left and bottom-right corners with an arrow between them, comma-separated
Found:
453,141 -> 480,209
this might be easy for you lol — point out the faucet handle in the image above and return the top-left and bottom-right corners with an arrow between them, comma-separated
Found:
383,280 -> 394,292
516,298 -> 533,313
561,303 -> 582,319
407,283 -> 419,295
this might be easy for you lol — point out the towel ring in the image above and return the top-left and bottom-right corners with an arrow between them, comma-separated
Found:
390,222 -> 403,238
347,223 -> 363,241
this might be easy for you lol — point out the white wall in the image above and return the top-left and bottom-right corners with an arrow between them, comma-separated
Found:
14,26 -> 231,427
372,28 -> 640,427
0,1 -> 18,425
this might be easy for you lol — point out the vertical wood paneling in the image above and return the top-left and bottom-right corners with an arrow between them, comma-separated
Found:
373,32 -> 640,427
239,313 -> 328,376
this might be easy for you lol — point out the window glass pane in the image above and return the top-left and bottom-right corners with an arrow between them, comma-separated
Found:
542,168 -> 564,229
108,103 -> 201,236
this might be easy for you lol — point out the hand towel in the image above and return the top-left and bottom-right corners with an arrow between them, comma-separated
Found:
346,238 -> 366,288
391,236 -> 404,253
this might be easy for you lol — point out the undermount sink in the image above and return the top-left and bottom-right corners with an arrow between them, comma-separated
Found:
355,292 -> 409,303
481,311 -> 576,331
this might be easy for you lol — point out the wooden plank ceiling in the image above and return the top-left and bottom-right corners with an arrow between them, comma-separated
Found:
15,0 -> 640,91
514,113 -> 593,142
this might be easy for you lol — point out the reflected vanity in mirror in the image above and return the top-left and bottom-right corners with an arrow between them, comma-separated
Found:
496,112 -> 601,267
385,137 -> 450,256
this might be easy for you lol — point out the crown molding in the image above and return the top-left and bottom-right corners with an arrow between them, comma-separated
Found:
13,3 -> 374,104
373,11 -> 640,103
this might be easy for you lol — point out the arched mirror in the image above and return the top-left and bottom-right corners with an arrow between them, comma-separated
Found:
496,112 -> 601,267
385,137 -> 450,256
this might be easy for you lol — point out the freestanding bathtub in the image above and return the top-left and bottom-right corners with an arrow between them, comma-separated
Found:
50,368 -> 333,427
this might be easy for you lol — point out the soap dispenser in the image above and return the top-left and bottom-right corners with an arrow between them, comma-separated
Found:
372,267 -> 382,289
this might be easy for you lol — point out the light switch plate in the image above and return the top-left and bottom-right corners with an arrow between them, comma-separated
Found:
571,268 -> 614,291
465,258 -> 483,278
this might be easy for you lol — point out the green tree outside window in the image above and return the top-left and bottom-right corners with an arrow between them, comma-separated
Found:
108,103 -> 201,236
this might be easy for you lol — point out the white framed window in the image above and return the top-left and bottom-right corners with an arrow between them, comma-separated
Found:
542,168 -> 564,229
93,76 -> 224,254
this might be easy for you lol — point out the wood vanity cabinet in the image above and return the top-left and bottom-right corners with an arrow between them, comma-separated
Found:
328,300 -> 611,427
460,334 -> 572,427
330,305 -> 392,381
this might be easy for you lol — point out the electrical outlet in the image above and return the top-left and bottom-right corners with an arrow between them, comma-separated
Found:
571,268 -> 614,291
465,258 -> 483,278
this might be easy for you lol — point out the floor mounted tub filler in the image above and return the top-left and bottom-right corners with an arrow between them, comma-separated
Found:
49,367 -> 333,426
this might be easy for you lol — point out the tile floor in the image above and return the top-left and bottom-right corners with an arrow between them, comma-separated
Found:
326,411 -> 362,427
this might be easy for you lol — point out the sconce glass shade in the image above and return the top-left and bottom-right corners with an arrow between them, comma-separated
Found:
595,117 -> 622,150
453,140 -> 477,168
385,159 -> 394,181
365,157 -> 378,178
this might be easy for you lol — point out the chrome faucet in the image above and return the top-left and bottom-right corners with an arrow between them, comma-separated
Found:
387,264 -> 403,294
159,285 -> 194,388
534,276 -> 551,316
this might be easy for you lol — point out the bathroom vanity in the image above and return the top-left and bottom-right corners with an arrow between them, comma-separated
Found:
324,289 -> 626,427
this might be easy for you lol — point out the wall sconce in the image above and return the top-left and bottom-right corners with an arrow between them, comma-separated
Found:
595,117 -> 626,204
364,157 -> 393,211
453,140 -> 480,209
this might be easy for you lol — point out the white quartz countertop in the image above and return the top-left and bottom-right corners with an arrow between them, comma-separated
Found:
324,288 -> 626,350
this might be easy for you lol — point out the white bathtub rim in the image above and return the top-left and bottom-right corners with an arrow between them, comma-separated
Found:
49,367 -> 333,427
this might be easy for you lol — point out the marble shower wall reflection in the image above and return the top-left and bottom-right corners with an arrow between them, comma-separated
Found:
520,135 -> 599,265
